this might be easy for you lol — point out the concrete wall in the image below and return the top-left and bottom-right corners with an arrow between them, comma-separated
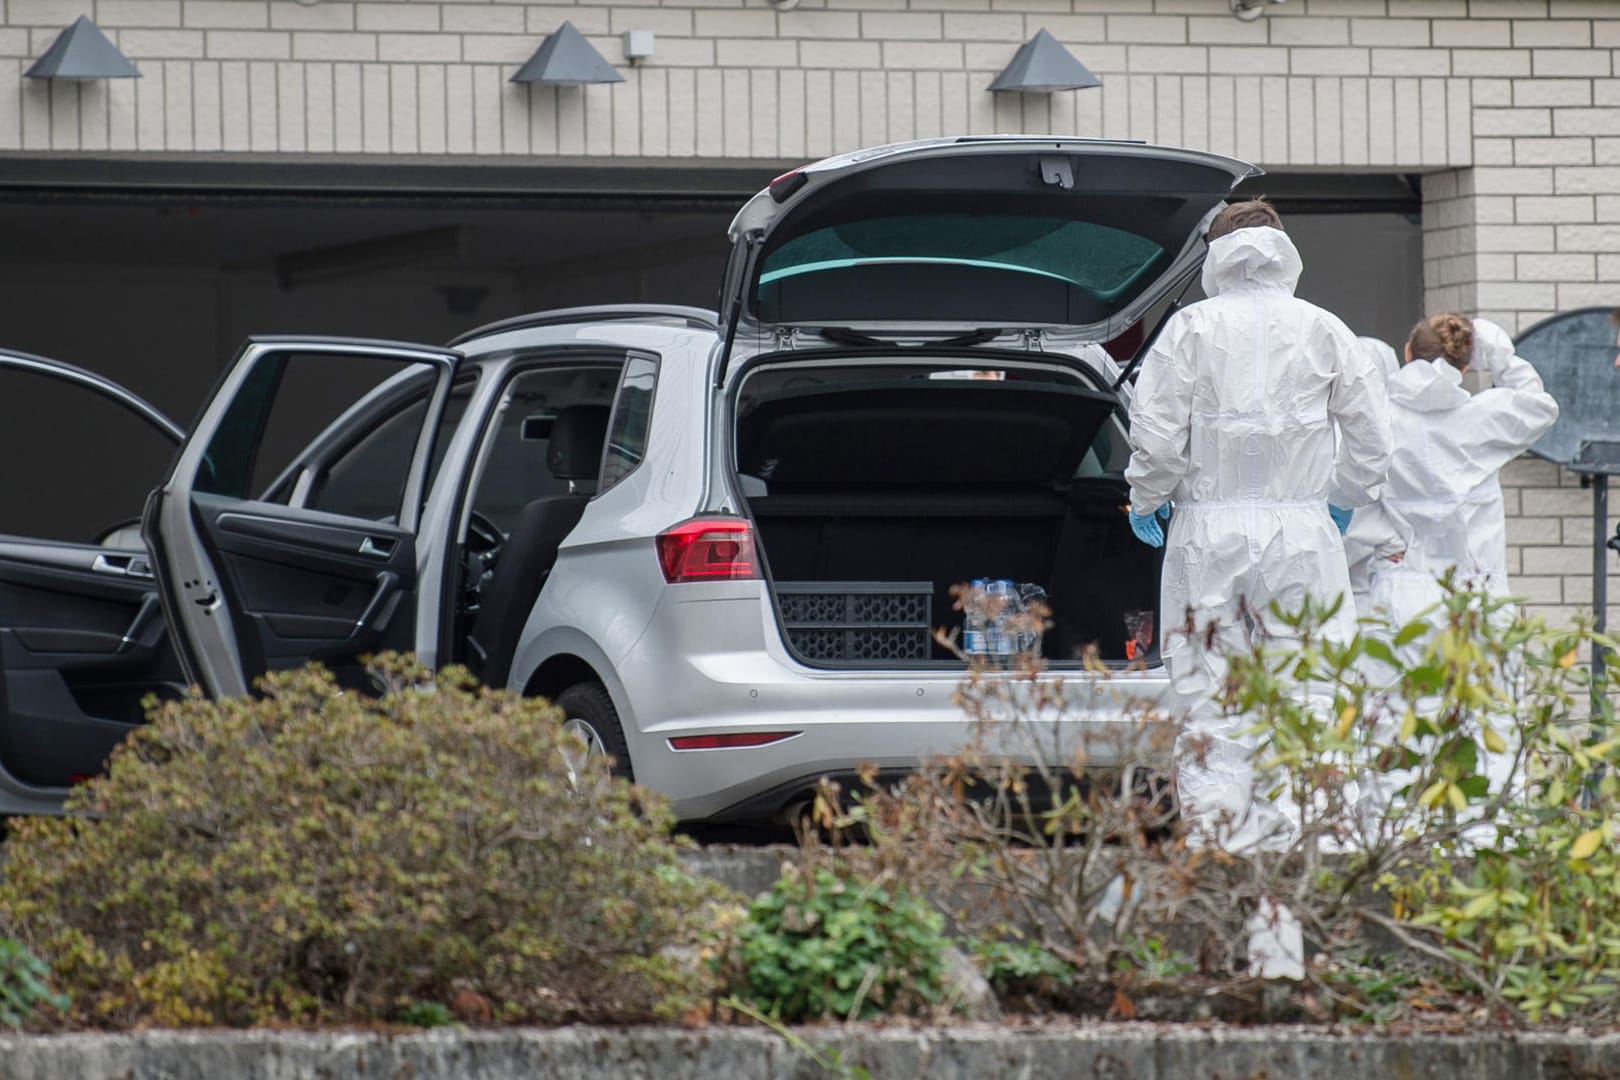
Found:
3,1025 -> 1620,1079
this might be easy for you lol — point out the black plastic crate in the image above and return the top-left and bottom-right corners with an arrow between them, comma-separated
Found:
777,582 -> 932,664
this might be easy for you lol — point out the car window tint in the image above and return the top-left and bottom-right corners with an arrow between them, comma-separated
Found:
195,352 -> 438,524
600,357 -> 657,492
1077,418 -> 1130,478
0,369 -> 176,543
310,376 -> 475,519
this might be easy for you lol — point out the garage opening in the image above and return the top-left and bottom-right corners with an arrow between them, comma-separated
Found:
0,162 -> 1421,544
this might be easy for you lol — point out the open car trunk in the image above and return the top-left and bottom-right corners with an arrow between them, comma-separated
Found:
734,369 -> 1162,667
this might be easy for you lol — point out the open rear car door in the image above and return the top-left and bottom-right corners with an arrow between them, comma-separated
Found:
143,338 -> 461,698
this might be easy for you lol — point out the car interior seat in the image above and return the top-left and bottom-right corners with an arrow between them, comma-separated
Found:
467,403 -> 610,689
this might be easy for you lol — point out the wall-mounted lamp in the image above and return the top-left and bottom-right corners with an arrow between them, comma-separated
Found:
987,29 -> 1100,94
1231,0 -> 1287,21
25,16 -> 140,80
511,21 -> 624,85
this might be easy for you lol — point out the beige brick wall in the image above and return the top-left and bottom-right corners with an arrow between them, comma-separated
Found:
1501,457 -> 1620,629
6,0 -> 1604,163
0,0 -> 1615,624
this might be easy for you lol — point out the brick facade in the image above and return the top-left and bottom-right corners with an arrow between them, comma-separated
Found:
0,0 -> 1617,624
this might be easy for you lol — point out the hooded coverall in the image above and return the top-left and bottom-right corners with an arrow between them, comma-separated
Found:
1124,225 -> 1394,851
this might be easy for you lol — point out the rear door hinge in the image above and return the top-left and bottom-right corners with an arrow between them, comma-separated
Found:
1022,329 -> 1045,351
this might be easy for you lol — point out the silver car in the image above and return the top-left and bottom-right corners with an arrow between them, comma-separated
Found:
0,137 -> 1255,822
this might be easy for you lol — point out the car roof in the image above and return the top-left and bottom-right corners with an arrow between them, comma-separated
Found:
451,305 -> 720,373
451,305 -> 718,347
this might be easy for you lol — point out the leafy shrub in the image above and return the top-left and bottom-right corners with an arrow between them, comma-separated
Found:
973,937 -> 1075,993
0,938 -> 67,1028
0,656 -> 724,1028
1226,583 -> 1620,1023
397,1001 -> 456,1028
793,580 -> 1620,1026
721,865 -> 950,1022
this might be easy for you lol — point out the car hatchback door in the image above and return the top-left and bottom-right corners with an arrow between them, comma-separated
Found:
144,337 -> 462,698
714,136 -> 1258,384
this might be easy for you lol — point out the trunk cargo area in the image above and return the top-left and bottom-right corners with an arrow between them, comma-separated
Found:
734,372 -> 1162,666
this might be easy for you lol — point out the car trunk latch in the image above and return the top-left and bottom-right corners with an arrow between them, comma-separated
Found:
1039,155 -> 1074,190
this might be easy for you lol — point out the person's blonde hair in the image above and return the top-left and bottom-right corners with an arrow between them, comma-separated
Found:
1406,312 -> 1473,371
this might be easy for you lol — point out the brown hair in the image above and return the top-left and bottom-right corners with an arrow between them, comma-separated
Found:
1407,312 -> 1474,371
1206,198 -> 1284,241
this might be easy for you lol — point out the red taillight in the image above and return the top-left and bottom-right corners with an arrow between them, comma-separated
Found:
669,731 -> 799,751
656,517 -> 759,583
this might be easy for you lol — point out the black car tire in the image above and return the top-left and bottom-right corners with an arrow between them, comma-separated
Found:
554,681 -> 633,780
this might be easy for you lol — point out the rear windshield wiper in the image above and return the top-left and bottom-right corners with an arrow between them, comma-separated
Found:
819,327 -> 1002,349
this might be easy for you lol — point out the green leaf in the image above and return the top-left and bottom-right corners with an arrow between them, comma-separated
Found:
1571,828 -> 1605,862
1394,620 -> 1429,647
1363,639 -> 1397,666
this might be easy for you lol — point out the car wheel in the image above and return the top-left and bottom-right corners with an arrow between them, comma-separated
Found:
554,682 -> 633,782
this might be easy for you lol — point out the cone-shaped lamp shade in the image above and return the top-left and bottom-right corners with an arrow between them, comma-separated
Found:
26,16 -> 140,80
988,29 -> 1099,93
510,21 -> 624,85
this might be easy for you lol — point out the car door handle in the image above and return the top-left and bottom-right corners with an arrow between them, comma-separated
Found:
357,536 -> 397,559
93,553 -> 154,579
352,571 -> 400,637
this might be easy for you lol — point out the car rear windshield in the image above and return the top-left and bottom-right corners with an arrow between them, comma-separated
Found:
759,214 -> 1165,302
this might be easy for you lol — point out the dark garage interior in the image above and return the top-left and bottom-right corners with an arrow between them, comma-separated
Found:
0,162 -> 1422,543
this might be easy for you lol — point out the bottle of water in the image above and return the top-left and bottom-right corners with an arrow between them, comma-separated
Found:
964,578 -> 988,656
986,579 -> 1016,656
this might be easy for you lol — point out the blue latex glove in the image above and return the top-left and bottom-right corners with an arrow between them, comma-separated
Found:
1129,504 -> 1170,548
1328,505 -> 1353,535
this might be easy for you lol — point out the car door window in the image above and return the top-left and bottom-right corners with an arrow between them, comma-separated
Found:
600,357 -> 658,492
308,376 -> 476,520
154,341 -> 458,699
468,365 -> 622,532
197,353 -> 434,522
0,367 -> 178,543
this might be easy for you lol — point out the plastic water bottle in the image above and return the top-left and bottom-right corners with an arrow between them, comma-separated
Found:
964,578 -> 988,656
986,579 -> 1016,656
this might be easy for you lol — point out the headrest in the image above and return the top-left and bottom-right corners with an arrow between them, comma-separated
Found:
547,405 -> 611,481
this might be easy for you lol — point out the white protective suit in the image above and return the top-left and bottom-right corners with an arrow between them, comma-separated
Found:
1357,321 -> 1558,832
1367,318 -> 1560,621
1342,337 -> 1411,616
1124,226 -> 1394,853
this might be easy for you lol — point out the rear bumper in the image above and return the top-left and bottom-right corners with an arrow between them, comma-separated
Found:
614,582 -> 1172,822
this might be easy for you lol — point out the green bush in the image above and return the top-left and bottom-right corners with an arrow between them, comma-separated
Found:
790,579 -> 1620,1026
397,1000 -> 456,1028
0,938 -> 67,1029
0,656 -> 723,1029
1223,582 -> 1620,1023
973,936 -> 1075,993
722,865 -> 950,1022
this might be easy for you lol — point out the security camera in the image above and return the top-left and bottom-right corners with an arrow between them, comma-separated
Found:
1231,0 -> 1286,20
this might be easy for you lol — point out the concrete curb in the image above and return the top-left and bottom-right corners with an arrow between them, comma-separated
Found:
1,1025 -> 1616,1079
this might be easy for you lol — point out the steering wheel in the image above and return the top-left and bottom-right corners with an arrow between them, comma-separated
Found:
466,510 -> 504,554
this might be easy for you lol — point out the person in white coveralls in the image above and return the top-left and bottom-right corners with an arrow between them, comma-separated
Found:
1122,198 -> 1394,977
